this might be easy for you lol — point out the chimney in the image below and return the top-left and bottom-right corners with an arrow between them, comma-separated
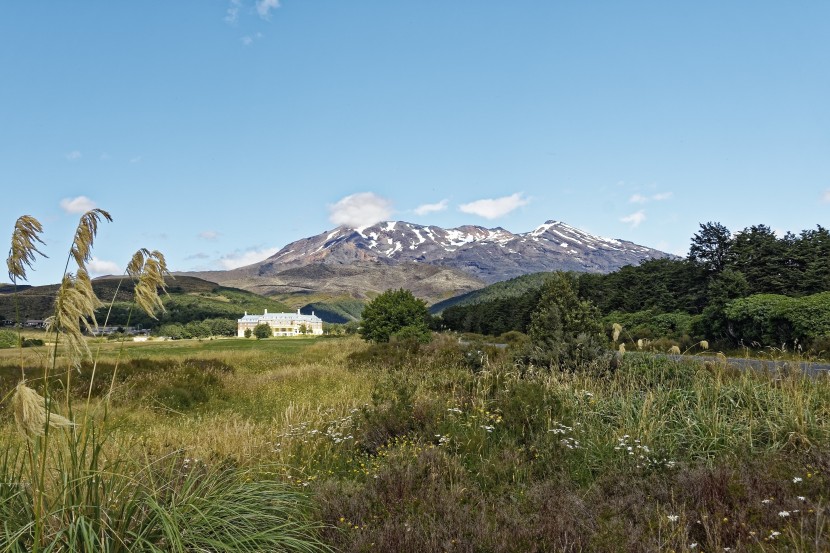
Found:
297,308 -> 301,315
244,311 -> 247,316
264,309 -> 268,315
312,311 -> 315,317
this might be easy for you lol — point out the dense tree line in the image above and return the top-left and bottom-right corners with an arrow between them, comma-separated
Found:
441,223 -> 830,349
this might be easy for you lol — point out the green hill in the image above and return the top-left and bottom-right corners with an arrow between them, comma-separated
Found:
0,276 -> 291,327
429,272 -> 555,314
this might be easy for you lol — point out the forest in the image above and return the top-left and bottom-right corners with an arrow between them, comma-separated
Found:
440,223 -> 830,352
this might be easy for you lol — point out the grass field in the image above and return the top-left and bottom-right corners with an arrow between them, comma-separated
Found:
1,334 -> 829,551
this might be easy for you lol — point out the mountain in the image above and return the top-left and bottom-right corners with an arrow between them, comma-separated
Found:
184,219 -> 670,321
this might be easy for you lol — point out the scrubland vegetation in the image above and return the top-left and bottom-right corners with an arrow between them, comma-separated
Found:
2,335 -> 829,551
2,211 -> 828,551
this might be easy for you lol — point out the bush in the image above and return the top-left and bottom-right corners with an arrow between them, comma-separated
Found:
518,273 -> 606,370
359,289 -> 431,343
253,322 -> 272,339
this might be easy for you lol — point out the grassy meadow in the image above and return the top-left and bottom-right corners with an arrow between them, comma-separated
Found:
2,334 -> 828,552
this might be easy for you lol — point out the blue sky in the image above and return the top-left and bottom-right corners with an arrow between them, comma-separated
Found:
2,1 -> 828,285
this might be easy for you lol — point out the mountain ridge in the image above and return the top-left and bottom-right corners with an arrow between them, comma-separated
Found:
182,219 -> 671,316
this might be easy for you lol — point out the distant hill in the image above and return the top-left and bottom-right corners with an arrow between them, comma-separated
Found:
429,272 -> 556,314
0,275 -> 292,327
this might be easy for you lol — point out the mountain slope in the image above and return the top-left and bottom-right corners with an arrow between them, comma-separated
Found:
250,219 -> 668,284
185,219 -> 670,316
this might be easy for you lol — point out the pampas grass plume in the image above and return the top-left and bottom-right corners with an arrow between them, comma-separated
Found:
128,248 -> 170,318
12,382 -> 74,438
669,345 -> 681,355
7,215 -> 46,282
612,323 -> 622,342
618,343 -> 625,355
70,209 -> 112,269
700,340 -> 709,350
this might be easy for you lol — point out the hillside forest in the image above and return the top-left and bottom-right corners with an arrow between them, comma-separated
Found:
440,222 -> 830,354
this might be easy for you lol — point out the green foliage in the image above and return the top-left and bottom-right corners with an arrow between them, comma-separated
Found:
520,273 -> 606,369
0,329 -> 16,349
724,291 -> 830,348
605,310 -> 696,341
244,328 -> 252,338
253,322 -> 273,339
359,289 -> 431,343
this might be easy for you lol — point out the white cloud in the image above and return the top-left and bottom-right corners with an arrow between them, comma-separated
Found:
199,230 -> 220,241
328,192 -> 394,228
822,189 -> 830,203
60,196 -> 97,214
87,257 -> 121,276
458,193 -> 529,219
219,247 -> 279,270
629,192 -> 672,204
65,151 -> 82,161
414,199 -> 449,216
241,36 -> 253,46
256,0 -> 280,18
129,156 -> 142,164
620,210 -> 647,228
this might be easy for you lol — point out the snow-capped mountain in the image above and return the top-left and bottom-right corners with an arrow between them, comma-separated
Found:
252,220 -> 669,283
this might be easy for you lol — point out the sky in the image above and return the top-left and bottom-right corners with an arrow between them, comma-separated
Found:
2,1 -> 828,285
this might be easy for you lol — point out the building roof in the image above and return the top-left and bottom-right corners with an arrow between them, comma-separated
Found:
238,310 -> 322,323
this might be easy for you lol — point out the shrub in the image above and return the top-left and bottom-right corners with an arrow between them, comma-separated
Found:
519,273 -> 606,370
359,289 -> 431,343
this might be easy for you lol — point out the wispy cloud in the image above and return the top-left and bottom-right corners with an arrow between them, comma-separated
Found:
60,196 -> 97,214
256,0 -> 280,18
199,230 -> 220,241
65,151 -> 82,161
328,192 -> 393,229
87,257 -> 121,276
129,156 -> 142,164
629,192 -> 672,204
219,247 -> 279,270
241,36 -> 253,46
620,210 -> 647,228
185,252 -> 211,261
414,199 -> 449,216
224,0 -> 241,23
459,193 -> 529,219
822,189 -> 830,203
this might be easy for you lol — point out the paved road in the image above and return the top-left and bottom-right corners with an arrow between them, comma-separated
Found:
662,353 -> 830,377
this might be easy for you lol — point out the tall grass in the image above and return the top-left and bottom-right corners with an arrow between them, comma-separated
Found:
1,211 -> 329,552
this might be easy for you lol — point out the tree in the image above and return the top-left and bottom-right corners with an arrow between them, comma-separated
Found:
521,272 -> 605,369
244,328 -> 252,338
298,323 -> 308,335
253,323 -> 272,339
359,288 -> 431,343
688,222 -> 733,276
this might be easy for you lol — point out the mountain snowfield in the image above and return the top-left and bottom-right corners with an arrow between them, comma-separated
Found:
257,219 -> 668,283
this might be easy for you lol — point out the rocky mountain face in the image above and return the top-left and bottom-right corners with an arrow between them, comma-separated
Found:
252,220 -> 670,284
185,219 -> 670,311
